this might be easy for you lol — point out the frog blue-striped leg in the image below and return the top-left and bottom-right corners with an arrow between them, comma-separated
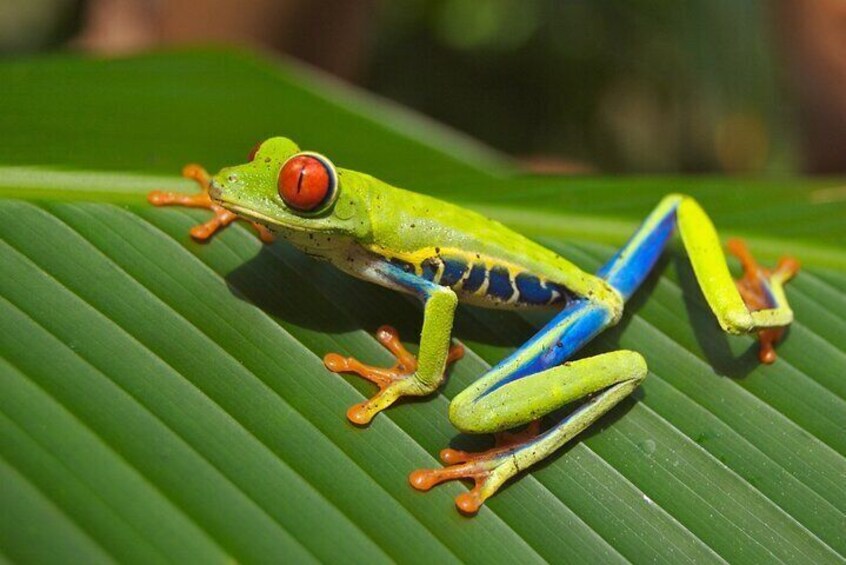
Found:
411,194 -> 798,513
324,260 -> 465,425
599,194 -> 799,343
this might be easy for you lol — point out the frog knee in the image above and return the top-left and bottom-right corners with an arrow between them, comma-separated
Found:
448,389 -> 491,434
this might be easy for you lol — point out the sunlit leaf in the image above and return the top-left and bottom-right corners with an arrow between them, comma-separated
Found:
1,49 -> 844,563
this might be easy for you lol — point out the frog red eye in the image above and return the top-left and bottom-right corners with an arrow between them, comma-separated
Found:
277,152 -> 339,213
247,141 -> 262,161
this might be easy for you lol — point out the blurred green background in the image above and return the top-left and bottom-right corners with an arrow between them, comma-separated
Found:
3,0 -> 845,174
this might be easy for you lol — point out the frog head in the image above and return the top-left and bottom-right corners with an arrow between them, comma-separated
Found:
209,136 -> 371,241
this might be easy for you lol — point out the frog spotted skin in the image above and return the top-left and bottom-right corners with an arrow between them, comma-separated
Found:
149,136 -> 799,514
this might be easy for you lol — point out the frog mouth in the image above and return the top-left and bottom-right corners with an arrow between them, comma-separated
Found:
207,181 -> 260,220
208,184 -> 336,234
217,201 -> 276,226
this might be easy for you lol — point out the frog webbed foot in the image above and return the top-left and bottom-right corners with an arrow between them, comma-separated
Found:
148,164 -> 274,243
409,421 -> 542,514
727,238 -> 800,363
324,325 -> 464,425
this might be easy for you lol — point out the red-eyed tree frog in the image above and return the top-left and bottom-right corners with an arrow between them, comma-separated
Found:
149,137 -> 799,514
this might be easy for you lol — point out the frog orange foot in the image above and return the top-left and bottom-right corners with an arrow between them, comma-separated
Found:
727,238 -> 800,364
324,325 -> 464,425
148,163 -> 274,243
409,421 -> 541,514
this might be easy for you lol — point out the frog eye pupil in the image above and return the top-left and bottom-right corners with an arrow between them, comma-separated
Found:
277,153 -> 337,212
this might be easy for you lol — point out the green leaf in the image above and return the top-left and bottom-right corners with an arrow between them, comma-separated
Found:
1,49 -> 844,563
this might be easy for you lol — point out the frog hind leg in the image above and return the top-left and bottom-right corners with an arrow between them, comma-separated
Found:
407,297 -> 629,513
411,195 -> 800,513
411,348 -> 646,514
672,197 -> 799,361
148,164 -> 274,243
599,194 -> 800,361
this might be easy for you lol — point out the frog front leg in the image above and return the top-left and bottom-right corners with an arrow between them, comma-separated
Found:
324,261 -> 465,424
148,164 -> 275,243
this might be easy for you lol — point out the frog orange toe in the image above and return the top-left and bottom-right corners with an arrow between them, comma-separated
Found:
410,451 -> 509,515
251,224 -> 276,243
410,421 -> 541,514
188,208 -> 239,241
409,462 -> 493,514
324,325 -> 464,425
147,189 -> 211,208
727,238 -> 800,364
439,420 -> 541,465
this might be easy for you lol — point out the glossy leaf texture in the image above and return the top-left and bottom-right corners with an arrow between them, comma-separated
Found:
1,50 -> 844,564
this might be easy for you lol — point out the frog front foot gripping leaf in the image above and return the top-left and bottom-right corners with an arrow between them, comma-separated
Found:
149,137 -> 799,514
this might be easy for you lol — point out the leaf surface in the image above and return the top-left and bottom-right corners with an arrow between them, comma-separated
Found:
1,50 -> 843,564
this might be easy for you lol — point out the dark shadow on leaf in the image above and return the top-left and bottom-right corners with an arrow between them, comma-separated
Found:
223,243 -> 362,334
457,306 -> 546,349
673,253 -> 760,378
224,242 -> 540,347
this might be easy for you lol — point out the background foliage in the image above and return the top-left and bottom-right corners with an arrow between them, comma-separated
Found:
369,0 -> 792,173
4,1 -> 829,174
1,50 -> 844,563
